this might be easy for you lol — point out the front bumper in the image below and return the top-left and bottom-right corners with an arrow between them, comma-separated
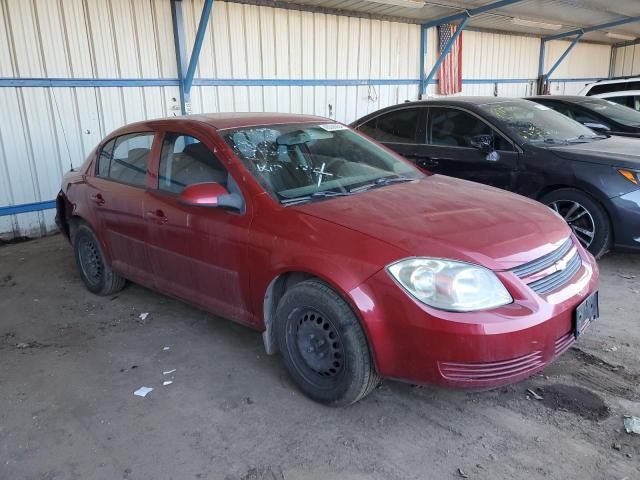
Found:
349,246 -> 599,389
608,188 -> 640,251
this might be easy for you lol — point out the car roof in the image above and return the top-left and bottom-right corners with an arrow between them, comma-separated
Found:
526,95 -> 602,104
585,77 -> 640,86
350,97 -> 531,125
595,90 -> 640,97
408,96 -> 527,106
112,112 -> 332,136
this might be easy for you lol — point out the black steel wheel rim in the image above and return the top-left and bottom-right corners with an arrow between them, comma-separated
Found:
78,236 -> 103,286
289,308 -> 345,381
549,200 -> 595,248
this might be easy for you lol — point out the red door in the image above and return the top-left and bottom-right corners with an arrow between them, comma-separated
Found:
86,131 -> 159,285
143,130 -> 254,325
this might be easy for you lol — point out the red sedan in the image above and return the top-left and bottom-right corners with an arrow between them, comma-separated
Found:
56,113 -> 599,405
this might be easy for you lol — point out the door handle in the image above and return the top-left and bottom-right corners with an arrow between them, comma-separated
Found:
90,193 -> 105,206
145,209 -> 168,224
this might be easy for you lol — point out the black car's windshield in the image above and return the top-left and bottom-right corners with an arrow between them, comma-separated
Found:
580,99 -> 640,127
222,123 -> 423,204
480,100 -> 600,144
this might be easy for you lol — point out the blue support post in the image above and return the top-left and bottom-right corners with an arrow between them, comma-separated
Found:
423,16 -> 469,91
545,33 -> 583,79
170,0 -> 188,114
183,0 -> 214,98
418,25 -> 427,98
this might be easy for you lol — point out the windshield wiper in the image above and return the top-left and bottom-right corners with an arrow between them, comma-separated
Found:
349,175 -> 414,193
567,134 -> 606,143
280,190 -> 352,206
374,176 -> 415,186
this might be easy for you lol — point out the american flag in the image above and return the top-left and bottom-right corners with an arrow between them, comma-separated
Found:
437,23 -> 463,95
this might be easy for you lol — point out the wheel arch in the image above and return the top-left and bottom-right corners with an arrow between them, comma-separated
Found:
261,270 -> 376,369
537,184 -> 615,249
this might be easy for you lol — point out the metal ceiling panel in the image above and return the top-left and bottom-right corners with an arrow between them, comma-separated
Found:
252,0 -> 640,43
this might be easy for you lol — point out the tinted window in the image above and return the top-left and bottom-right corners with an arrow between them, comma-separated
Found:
97,139 -> 115,177
581,99 -> 640,126
607,95 -> 635,109
588,82 -> 627,95
566,106 -> 600,124
367,108 -> 421,143
429,107 -> 513,151
158,134 -> 228,194
97,133 -> 154,187
358,118 -> 379,138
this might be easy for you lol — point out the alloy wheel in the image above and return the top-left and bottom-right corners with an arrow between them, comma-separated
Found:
548,200 -> 595,248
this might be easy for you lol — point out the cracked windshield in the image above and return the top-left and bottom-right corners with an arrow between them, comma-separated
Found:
222,123 -> 423,205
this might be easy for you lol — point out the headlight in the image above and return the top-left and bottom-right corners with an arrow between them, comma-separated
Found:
387,258 -> 512,312
618,168 -> 640,186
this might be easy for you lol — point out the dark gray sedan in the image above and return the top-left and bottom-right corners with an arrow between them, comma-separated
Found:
351,97 -> 640,258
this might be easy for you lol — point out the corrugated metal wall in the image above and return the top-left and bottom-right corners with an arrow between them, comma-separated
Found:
182,1 -> 421,123
457,30 -> 539,97
0,0 -> 614,239
0,0 -> 180,238
613,43 -> 640,76
544,40 -> 611,95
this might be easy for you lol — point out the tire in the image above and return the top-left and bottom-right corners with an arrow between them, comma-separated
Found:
72,223 -> 126,295
275,279 -> 380,406
540,188 -> 611,258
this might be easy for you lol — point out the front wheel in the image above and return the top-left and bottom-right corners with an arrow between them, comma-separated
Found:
275,279 -> 380,406
541,188 -> 611,258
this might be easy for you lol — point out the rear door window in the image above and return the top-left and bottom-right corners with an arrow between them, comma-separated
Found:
97,132 -> 154,187
362,108 -> 424,144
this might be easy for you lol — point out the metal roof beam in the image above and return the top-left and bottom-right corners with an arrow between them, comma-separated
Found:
184,0 -> 215,96
543,16 -> 640,42
421,0 -> 525,29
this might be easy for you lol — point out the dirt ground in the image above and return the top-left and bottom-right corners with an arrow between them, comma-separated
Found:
0,234 -> 638,480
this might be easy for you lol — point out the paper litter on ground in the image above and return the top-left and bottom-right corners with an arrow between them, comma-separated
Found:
134,386 -> 153,397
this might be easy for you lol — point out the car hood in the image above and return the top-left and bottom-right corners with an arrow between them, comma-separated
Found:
547,136 -> 640,168
294,176 -> 571,271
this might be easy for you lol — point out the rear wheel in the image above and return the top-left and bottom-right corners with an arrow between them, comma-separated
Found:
541,188 -> 611,258
73,223 -> 126,295
275,279 -> 380,406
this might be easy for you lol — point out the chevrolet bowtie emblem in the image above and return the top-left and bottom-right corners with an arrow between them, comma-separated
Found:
555,257 -> 569,272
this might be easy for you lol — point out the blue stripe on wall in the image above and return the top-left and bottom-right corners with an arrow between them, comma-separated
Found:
0,77 -> 604,88
0,200 -> 57,217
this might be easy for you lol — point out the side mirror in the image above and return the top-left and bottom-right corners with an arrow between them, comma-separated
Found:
177,182 -> 243,211
470,134 -> 494,154
583,122 -> 610,134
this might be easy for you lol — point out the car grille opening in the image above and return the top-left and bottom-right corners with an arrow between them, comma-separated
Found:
439,350 -> 544,382
511,238 -> 582,295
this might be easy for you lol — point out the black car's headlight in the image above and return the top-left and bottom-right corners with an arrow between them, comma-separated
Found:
387,258 -> 512,312
618,168 -> 640,186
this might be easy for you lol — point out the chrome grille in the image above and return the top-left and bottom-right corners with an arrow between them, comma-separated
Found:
511,237 -> 582,295
511,238 -> 573,277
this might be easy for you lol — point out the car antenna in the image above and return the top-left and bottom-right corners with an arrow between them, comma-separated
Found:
51,89 -> 75,171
